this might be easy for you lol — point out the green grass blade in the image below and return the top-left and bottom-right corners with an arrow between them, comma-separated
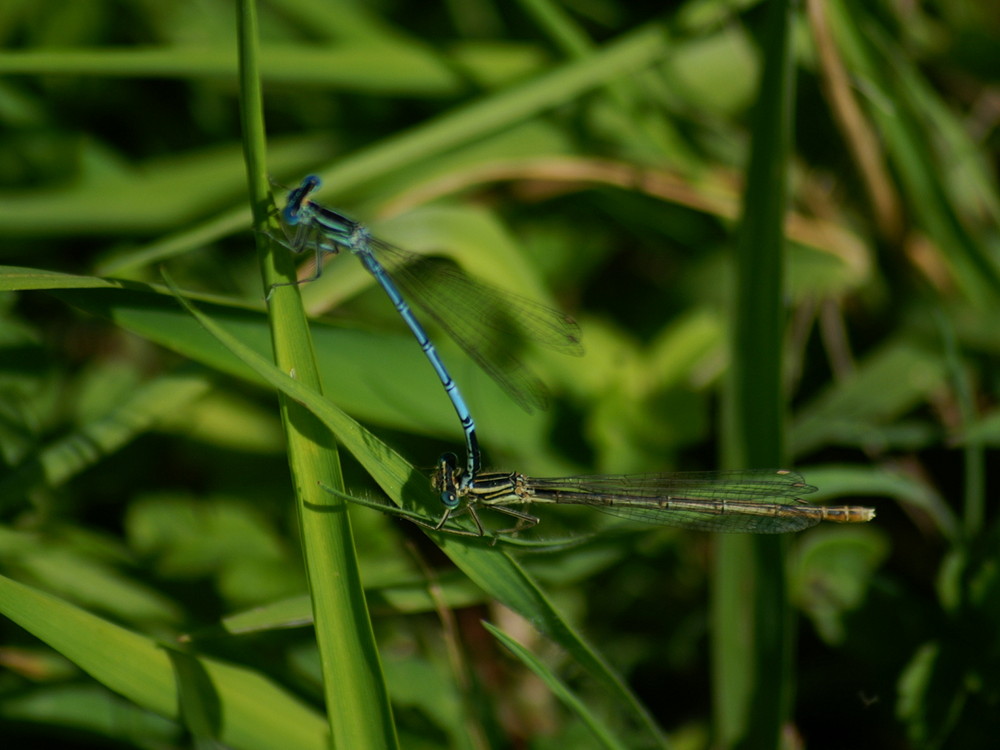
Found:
0,46 -> 467,96
77,23 -> 667,274
934,311 -> 984,539
484,622 -> 631,750
306,23 -> 666,194
0,572 -> 328,750
0,265 -> 126,291
791,341 -> 948,455
163,278 -> 668,749
714,1 -> 797,747
235,2 -> 398,747
0,364 -> 212,511
825,0 -> 1000,305
20,274 -> 558,464
516,0 -> 683,160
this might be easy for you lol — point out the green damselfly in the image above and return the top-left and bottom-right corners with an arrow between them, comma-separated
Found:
381,453 -> 877,538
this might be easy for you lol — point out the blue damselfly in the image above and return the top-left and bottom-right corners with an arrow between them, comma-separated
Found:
274,176 -> 582,501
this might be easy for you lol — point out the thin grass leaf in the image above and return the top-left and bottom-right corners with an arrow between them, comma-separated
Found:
0,265 -> 125,291
484,622 -> 631,750
5,532 -> 181,624
305,24 -> 667,194
0,572 -> 328,750
825,0 -> 1000,305
28,275 -> 557,467
0,364 -> 212,509
0,45 -> 468,96
714,1 -> 797,746
934,311 -> 985,539
163,277 -> 668,749
84,24 -> 668,274
235,1 -> 398,746
215,573 -> 487,637
517,0 -> 684,160
791,341 -> 947,455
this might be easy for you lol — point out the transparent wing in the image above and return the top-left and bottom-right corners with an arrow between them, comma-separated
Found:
523,469 -> 822,534
368,237 -> 583,413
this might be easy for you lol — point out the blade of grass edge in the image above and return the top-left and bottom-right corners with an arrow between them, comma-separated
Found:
0,364 -> 212,511
160,277 -> 668,749
825,0 -> 1000,306
95,24 -> 668,275
715,1 -> 797,748
235,2 -> 398,748
484,622 -> 630,750
0,572 -> 327,750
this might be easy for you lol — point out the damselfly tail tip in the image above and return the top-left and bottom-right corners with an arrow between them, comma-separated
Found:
826,505 -> 877,523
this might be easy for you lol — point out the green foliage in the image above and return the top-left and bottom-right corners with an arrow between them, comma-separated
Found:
1,0 -> 998,748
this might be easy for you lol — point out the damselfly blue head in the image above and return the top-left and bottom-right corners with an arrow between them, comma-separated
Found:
432,452 -> 463,509
282,174 -> 322,226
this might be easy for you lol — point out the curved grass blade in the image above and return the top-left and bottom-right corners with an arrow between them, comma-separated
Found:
0,572 -> 327,750
484,623 -> 630,750
164,280 -> 668,749
715,0 -> 798,745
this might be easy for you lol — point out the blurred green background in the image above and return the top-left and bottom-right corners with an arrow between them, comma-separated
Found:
1,1 -> 999,748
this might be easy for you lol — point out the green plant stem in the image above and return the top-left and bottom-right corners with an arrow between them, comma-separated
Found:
714,0 -> 797,747
236,1 -> 397,747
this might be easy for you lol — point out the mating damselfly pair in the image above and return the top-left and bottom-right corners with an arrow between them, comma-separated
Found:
271,176 -> 876,538
275,174 -> 582,503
